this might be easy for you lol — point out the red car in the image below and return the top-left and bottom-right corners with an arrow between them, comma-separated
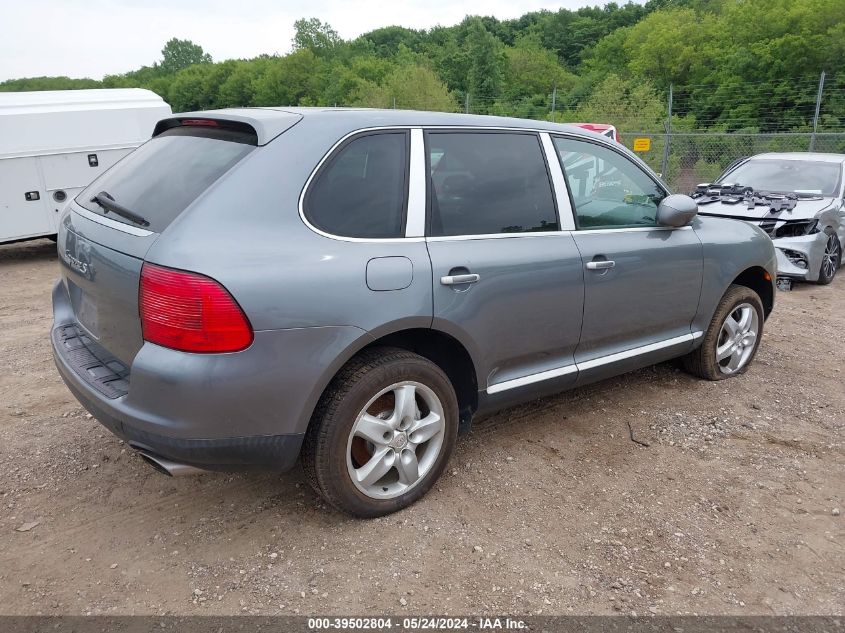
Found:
572,123 -> 620,143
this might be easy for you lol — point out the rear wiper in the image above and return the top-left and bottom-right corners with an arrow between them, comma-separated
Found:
90,191 -> 150,227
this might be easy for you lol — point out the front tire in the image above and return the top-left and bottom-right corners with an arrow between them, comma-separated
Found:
816,233 -> 840,285
683,284 -> 764,381
302,347 -> 459,518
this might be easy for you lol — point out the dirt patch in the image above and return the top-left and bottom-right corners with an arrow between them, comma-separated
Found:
0,238 -> 842,616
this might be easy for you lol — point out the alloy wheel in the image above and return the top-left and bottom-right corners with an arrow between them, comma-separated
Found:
715,303 -> 759,375
346,381 -> 445,499
822,235 -> 840,280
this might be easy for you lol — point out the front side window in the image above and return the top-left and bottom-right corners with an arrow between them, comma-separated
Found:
553,137 -> 666,229
305,132 -> 408,239
427,132 -> 558,237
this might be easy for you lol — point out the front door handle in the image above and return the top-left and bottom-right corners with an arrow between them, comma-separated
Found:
441,273 -> 480,285
586,260 -> 615,270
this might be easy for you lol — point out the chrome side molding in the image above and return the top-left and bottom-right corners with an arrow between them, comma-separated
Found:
487,363 -> 578,394
486,331 -> 702,394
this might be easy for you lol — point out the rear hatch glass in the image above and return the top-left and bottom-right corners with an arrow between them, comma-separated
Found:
76,124 -> 256,233
60,121 -> 256,366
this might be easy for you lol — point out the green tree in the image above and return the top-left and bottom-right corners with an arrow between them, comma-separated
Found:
160,38 -> 212,74
0,76 -> 101,91
352,63 -> 456,111
320,54 -> 393,106
532,3 -> 648,68
217,60 -> 267,107
621,8 -> 711,89
167,64 -> 217,111
252,49 -> 325,106
292,18 -> 341,55
503,36 -> 576,100
465,18 -> 505,110
573,74 -> 665,132
424,28 -> 470,93
5,1 -> 845,134
359,26 -> 424,58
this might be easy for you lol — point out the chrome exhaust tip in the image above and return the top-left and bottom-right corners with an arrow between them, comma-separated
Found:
135,450 -> 205,477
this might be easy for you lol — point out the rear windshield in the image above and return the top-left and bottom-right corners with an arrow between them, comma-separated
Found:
77,127 -> 255,232
721,159 -> 842,197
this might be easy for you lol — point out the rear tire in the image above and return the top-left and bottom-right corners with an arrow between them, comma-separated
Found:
815,233 -> 840,285
682,284 -> 764,381
302,347 -> 459,518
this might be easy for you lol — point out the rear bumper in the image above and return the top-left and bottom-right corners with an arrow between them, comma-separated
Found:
52,336 -> 304,472
51,279 -> 369,472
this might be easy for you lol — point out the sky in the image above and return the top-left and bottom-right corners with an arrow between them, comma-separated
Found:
0,0 -> 623,81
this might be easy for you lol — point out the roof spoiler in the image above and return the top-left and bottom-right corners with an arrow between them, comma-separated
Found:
153,117 -> 259,145
152,109 -> 303,145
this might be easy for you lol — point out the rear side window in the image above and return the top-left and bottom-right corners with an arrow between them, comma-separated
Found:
426,132 -> 558,237
77,126 -> 255,233
305,132 -> 408,239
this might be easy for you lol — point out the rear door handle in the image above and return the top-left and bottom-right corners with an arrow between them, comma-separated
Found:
586,260 -> 615,270
440,273 -> 480,285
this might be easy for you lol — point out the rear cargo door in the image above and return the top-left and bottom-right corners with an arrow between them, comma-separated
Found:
57,121 -> 259,366
58,216 -> 153,365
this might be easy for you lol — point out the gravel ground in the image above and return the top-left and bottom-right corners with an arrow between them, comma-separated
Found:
0,238 -> 843,616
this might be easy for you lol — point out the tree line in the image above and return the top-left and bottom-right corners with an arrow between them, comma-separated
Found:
2,0 -> 843,133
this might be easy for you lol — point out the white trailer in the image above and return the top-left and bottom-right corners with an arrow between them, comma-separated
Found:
0,88 -> 171,244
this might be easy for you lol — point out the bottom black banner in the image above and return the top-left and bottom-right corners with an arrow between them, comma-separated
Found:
0,616 -> 842,633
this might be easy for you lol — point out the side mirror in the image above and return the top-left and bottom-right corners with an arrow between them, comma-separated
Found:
657,194 -> 698,227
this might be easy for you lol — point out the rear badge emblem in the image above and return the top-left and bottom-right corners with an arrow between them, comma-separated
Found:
65,250 -> 89,275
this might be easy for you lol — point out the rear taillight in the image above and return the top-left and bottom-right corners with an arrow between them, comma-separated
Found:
139,263 -> 253,353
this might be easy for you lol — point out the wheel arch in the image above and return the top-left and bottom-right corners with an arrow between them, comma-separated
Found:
360,329 -> 479,432
822,223 -> 843,250
731,266 -> 774,319
304,325 -> 481,438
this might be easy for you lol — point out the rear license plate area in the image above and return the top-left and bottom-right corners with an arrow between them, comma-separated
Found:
67,279 -> 100,337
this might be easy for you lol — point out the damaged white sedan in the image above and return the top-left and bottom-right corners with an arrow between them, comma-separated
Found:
693,153 -> 845,286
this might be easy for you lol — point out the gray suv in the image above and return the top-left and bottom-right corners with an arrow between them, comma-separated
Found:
52,109 -> 777,517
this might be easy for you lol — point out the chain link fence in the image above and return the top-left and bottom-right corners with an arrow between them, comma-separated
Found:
618,132 -> 845,192
366,73 -> 845,193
